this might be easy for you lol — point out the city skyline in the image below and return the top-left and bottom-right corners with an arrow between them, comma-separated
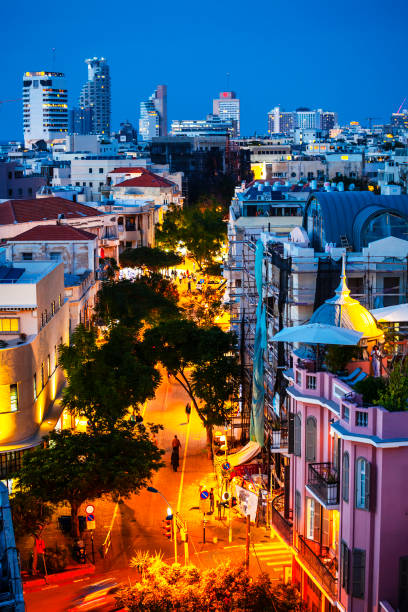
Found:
1,0 -> 407,140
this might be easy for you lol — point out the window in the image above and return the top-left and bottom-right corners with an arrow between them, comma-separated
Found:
41,312 -> 44,327
51,301 -> 55,316
28,187 -> 33,196
343,405 -> 349,422
59,294 -> 62,307
99,167 -> 103,173
306,497 -> 321,541
342,452 -> 350,502
341,541 -> 350,593
305,416 -> 317,461
8,189 -> 12,197
235,279 -> 242,288
0,318 -> 19,333
294,414 -> 301,456
44,309 -> 48,323
41,363 -> 45,389
22,252 -> 33,260
47,354 -> 51,378
295,370 -> 302,385
306,375 -> 316,390
50,252 -> 61,261
10,384 -> 18,411
352,549 -> 366,598
33,373 -> 37,400
89,182 -> 93,187
18,188 -> 23,196
355,458 -> 370,510
295,490 -> 301,530
54,345 -> 58,369
348,276 -> 364,299
88,167 -> 93,173
356,411 -> 368,427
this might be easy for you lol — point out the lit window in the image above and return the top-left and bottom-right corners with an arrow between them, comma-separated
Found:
33,374 -> 37,400
47,355 -> 51,378
10,384 -> 18,411
0,318 -> 19,333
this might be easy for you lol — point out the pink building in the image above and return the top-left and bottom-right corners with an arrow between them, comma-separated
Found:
270,267 -> 408,611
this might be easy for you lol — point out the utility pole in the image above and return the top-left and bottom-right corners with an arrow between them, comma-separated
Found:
173,514 -> 178,563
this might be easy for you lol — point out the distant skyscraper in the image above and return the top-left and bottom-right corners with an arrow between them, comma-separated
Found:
139,86 -> 167,141
170,114 -> 234,137
321,111 -> 338,131
268,107 -> 295,134
268,106 -> 337,134
69,106 -> 93,134
23,71 -> 68,147
213,91 -> 240,136
79,57 -> 111,134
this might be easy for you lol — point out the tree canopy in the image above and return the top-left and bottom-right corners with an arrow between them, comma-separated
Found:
94,279 -> 180,328
119,246 -> 182,272
155,204 -> 226,271
16,427 -> 164,537
59,324 -> 161,432
10,492 -> 54,541
118,554 -> 303,611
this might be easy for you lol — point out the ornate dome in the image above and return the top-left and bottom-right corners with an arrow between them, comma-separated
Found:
310,256 -> 383,340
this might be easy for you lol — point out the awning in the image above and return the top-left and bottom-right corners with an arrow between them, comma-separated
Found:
227,441 -> 262,468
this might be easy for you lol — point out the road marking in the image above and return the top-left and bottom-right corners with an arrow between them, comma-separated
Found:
42,585 -> 59,590
223,544 -> 243,549
176,414 -> 191,513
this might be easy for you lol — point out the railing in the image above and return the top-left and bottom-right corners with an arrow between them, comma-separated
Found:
308,462 -> 339,506
297,535 -> 338,598
271,494 -> 293,545
270,427 -> 289,450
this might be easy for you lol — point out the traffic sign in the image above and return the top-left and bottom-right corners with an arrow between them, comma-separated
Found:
222,462 -> 231,471
200,489 -> 209,500
86,506 -> 96,530
85,504 -> 95,514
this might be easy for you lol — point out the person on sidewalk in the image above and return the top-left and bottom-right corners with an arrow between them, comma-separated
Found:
172,435 -> 181,455
185,402 -> 191,423
171,449 -> 179,472
209,488 -> 214,513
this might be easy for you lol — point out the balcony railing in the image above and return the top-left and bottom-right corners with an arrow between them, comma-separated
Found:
307,463 -> 339,506
271,494 -> 293,545
297,535 -> 338,598
270,427 -> 289,451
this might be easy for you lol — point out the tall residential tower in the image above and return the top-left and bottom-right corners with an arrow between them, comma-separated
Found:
79,57 -> 111,134
213,91 -> 240,136
23,71 -> 68,148
139,85 -> 167,141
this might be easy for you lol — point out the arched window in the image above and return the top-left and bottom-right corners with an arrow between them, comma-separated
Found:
342,452 -> 349,502
361,212 -> 408,247
294,414 -> 301,457
305,416 -> 317,461
355,457 -> 370,510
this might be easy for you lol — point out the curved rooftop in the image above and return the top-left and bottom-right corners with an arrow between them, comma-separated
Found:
310,255 -> 383,340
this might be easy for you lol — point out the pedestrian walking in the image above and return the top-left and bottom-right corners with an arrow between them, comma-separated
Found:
209,488 -> 215,513
185,402 -> 191,423
171,449 -> 179,472
187,280 -> 191,293
172,435 -> 181,455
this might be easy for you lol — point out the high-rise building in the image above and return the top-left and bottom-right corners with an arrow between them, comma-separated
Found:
321,111 -> 338,131
268,106 -> 337,134
391,109 -> 408,129
23,71 -> 68,147
295,107 -> 321,129
79,57 -> 111,135
69,106 -> 93,135
139,86 -> 167,141
170,114 -> 234,137
213,91 -> 240,136
268,106 -> 296,134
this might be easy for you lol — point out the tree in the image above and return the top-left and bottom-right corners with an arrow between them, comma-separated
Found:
143,320 -> 239,453
119,246 -> 182,272
94,279 -> 180,328
10,492 -> 54,541
59,324 -> 161,432
16,427 -> 164,538
375,361 -> 408,411
118,554 -> 303,611
182,284 -> 226,328
155,204 -> 226,271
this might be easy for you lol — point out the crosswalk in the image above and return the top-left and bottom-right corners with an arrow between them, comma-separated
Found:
251,536 -> 292,582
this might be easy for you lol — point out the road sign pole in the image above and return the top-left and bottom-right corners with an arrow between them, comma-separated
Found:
228,498 -> 232,543
245,514 -> 250,572
173,514 -> 178,563
91,531 -> 95,564
203,513 -> 206,543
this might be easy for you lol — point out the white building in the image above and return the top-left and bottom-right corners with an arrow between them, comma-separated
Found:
213,91 -> 240,137
23,71 -> 68,148
139,86 -> 167,142
79,58 -> 111,135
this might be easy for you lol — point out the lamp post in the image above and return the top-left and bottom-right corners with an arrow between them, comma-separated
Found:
147,486 -> 187,565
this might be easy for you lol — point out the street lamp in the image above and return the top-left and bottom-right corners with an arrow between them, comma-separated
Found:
147,487 -> 180,564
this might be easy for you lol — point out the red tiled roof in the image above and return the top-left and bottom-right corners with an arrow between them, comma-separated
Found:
109,167 -> 148,174
8,225 -> 98,242
0,197 -> 104,225
115,171 -> 175,189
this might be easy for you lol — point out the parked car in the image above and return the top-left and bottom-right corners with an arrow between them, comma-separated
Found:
66,579 -> 123,611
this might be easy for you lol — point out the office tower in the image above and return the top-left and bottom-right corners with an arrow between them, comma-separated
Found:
79,57 -> 111,134
213,91 -> 240,136
321,111 -> 338,131
268,106 -> 296,134
23,71 -> 68,147
170,114 -> 234,137
139,85 -> 167,141
69,106 -> 93,134
295,108 -> 321,129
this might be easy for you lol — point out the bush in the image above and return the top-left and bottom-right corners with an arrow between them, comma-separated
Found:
324,346 -> 359,374
353,376 -> 387,405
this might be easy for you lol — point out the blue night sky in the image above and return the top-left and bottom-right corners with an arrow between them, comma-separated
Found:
1,0 -> 407,139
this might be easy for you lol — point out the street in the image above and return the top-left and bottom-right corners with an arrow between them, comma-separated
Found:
24,374 -> 291,611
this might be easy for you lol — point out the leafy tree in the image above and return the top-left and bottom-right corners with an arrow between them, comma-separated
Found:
140,273 -> 179,304
375,361 -> 408,411
182,284 -> 226,328
94,279 -> 180,328
118,554 -> 303,611
99,256 -> 119,280
59,324 -> 161,432
10,492 -> 54,541
143,320 -> 239,453
119,246 -> 182,272
155,204 -> 226,271
16,427 -> 164,538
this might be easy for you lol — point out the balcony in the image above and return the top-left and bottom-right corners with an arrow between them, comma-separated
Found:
297,535 -> 338,599
270,427 -> 289,453
271,494 -> 293,545
307,463 -> 339,507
